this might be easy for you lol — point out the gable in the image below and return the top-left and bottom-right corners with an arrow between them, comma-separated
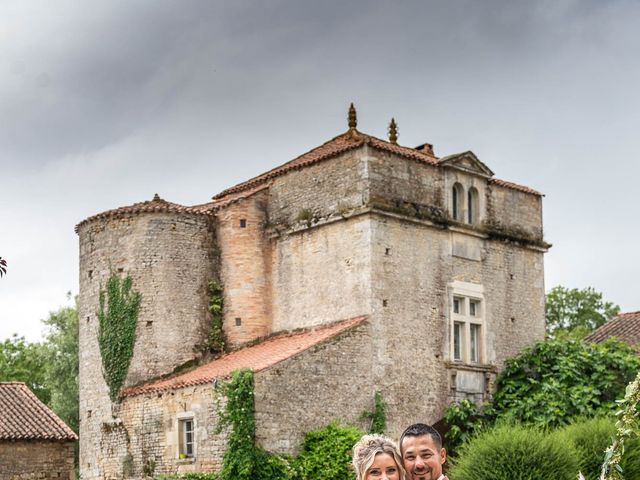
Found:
438,151 -> 494,178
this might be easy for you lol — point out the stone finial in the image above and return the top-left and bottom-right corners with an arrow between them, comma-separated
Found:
388,118 -> 398,144
348,103 -> 357,130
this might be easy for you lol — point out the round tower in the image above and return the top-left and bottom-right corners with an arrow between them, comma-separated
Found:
77,194 -> 217,391
77,194 -> 218,479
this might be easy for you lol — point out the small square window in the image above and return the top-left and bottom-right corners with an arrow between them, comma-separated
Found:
239,219 -> 247,228
235,318 -> 242,327
179,418 -> 194,458
469,300 -> 479,317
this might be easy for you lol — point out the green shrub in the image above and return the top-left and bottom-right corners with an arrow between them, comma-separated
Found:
449,423 -> 580,480
156,474 -> 219,480
292,422 -> 363,480
556,416 -> 640,480
490,339 -> 640,428
444,399 -> 487,455
555,417 -> 616,480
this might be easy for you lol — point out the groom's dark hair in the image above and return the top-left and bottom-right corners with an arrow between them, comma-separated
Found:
399,423 -> 443,451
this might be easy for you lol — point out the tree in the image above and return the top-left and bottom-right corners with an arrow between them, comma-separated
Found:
0,334 -> 50,404
43,293 -> 79,433
546,286 -> 620,338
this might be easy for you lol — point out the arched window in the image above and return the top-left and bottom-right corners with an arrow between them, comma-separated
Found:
468,187 -> 479,224
452,183 -> 464,221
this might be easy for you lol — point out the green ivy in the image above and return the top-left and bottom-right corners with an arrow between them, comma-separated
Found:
444,399 -> 486,455
293,422 -> 363,480
216,369 -> 294,480
360,391 -> 386,434
97,272 -> 141,402
207,281 -> 225,354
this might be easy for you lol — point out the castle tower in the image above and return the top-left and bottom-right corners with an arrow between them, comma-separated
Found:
76,194 -> 217,478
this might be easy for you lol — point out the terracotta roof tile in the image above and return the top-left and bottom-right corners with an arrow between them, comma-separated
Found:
212,131 -> 441,201
367,136 -> 439,166
489,178 -> 543,196
0,382 -> 77,441
585,311 -> 640,346
123,315 -> 368,397
75,194 -> 212,233
213,132 -> 366,200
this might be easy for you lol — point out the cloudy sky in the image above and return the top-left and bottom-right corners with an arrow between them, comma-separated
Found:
1,0 -> 639,341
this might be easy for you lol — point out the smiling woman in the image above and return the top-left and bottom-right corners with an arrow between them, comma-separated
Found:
352,434 -> 406,480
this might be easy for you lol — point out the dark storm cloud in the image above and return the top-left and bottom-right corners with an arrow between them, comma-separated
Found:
2,0 -> 640,339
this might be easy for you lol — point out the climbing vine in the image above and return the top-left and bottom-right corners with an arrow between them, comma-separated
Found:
215,369 -> 293,480
97,272 -> 141,401
360,391 -> 387,434
207,281 -> 225,354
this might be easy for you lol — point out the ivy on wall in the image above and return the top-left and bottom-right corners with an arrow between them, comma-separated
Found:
97,272 -> 141,402
207,281 -> 225,354
360,391 -> 387,434
215,369 -> 294,480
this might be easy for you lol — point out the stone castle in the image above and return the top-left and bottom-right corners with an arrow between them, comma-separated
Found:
77,106 -> 548,479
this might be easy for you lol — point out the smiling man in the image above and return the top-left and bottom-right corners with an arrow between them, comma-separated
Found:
399,423 -> 447,480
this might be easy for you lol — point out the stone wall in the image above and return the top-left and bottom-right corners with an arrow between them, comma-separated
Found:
367,150 -> 443,208
271,215 -> 372,332
100,385 -> 227,479
254,321 -> 373,454
216,192 -> 272,347
0,441 -> 75,480
487,183 -> 544,241
78,211 -> 217,480
267,150 -> 368,226
368,211 -> 545,434
369,214 -> 451,438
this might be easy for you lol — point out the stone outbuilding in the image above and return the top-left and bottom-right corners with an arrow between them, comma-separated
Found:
585,311 -> 640,348
77,107 -> 549,478
0,381 -> 77,480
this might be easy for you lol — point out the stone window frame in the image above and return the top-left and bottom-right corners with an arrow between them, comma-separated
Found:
448,281 -> 485,365
177,411 -> 196,460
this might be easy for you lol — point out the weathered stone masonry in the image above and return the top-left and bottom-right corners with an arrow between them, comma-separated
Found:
77,117 -> 548,479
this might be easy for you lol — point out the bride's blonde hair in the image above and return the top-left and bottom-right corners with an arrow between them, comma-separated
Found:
352,434 -> 406,480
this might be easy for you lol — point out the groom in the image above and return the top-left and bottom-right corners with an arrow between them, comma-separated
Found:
400,423 -> 448,480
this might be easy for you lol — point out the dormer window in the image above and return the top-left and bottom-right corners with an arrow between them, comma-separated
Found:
452,183 -> 464,221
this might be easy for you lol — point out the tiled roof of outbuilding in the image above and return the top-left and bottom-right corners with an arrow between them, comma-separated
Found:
585,311 -> 640,346
123,315 -> 368,397
0,382 -> 78,441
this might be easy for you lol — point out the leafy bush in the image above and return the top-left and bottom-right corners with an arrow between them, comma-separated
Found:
490,339 -> 640,428
443,399 -> 486,455
555,417 -> 616,480
156,474 -> 219,480
449,423 -> 580,480
555,416 -> 640,480
292,422 -> 363,480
